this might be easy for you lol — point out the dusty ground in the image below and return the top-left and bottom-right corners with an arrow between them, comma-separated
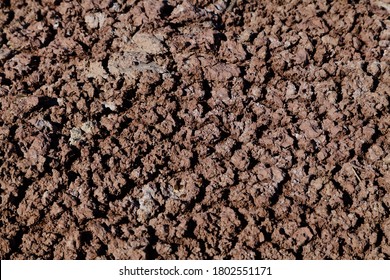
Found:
0,0 -> 389,259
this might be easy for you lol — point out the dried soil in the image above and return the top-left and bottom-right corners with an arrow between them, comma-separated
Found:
1,0 -> 390,259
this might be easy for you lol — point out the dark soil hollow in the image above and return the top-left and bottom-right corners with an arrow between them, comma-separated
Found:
1,0 -> 389,259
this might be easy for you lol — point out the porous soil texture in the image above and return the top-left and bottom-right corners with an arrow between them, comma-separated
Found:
1,0 -> 390,260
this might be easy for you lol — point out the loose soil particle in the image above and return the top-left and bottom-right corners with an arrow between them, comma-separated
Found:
0,0 -> 389,259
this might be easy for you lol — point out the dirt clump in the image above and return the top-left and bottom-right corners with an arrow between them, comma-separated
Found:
0,0 -> 389,259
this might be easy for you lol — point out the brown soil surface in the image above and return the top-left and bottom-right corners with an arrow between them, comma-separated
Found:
1,0 -> 389,260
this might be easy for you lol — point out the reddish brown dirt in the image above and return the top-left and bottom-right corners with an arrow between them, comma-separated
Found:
0,0 -> 389,260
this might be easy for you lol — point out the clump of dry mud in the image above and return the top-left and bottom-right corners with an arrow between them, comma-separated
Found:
0,0 -> 389,259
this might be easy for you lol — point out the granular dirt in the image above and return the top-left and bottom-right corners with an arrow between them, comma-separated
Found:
0,0 -> 389,259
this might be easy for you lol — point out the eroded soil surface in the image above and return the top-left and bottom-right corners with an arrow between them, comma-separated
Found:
1,0 -> 389,259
